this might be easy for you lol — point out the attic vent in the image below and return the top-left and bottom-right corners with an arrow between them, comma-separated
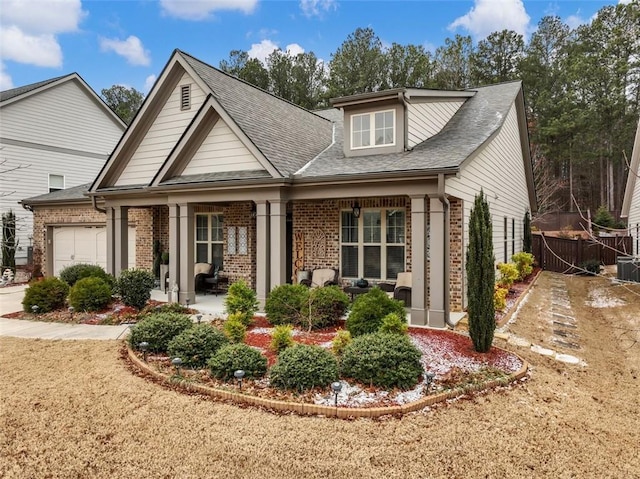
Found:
180,84 -> 191,110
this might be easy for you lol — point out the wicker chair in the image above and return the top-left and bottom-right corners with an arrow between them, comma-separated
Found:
300,268 -> 339,288
393,272 -> 412,307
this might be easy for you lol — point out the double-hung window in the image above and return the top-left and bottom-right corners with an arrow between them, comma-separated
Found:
195,214 -> 223,268
351,110 -> 395,149
49,174 -> 64,192
340,208 -> 405,280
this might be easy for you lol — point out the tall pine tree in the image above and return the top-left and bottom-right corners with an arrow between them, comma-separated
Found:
466,191 -> 495,353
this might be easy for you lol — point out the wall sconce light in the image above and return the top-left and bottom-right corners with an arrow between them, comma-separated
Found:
251,204 -> 257,218
352,202 -> 361,218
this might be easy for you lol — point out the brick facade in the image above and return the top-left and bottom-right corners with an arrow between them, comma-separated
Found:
449,198 -> 463,311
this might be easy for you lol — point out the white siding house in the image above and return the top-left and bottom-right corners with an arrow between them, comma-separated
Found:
621,117 -> 640,255
0,74 -> 125,265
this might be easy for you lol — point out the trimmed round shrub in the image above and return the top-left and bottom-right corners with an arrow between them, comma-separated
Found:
379,312 -> 408,335
511,252 -> 534,280
59,263 -> 113,288
127,312 -> 193,353
223,313 -> 247,343
208,343 -> 267,381
345,287 -> 406,337
331,329 -> 352,356
340,333 -> 423,390
269,344 -> 338,392
68,277 -> 112,312
307,285 -> 350,329
264,284 -> 308,326
270,324 -> 294,354
224,280 -> 258,326
115,268 -> 155,310
22,277 -> 69,313
167,323 -> 229,368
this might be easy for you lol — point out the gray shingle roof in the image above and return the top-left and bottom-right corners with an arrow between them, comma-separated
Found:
179,51 -> 333,177
160,169 -> 272,185
0,74 -> 71,103
297,81 -> 523,179
21,183 -> 91,205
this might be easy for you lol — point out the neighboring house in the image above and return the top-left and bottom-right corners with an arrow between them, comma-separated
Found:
23,50 -> 536,328
621,117 -> 640,255
0,74 -> 126,268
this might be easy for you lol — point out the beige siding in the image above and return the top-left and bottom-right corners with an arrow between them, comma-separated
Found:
182,119 -> 263,176
407,100 -> 465,148
115,72 -> 205,186
446,102 -> 530,302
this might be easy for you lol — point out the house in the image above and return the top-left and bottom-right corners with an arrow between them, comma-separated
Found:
621,117 -> 640,255
0,74 -> 126,268
23,50 -> 536,328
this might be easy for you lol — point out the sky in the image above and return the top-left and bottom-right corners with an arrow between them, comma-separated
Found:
0,0 -> 625,96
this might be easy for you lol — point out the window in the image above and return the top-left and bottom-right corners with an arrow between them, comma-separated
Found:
49,174 -> 64,192
351,110 -> 395,149
504,217 -> 508,263
195,214 -> 223,268
341,208 -> 405,280
511,218 -> 516,257
180,84 -> 191,110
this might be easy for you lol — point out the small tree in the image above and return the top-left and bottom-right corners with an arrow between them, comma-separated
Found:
523,210 -> 532,254
466,190 -> 495,353
1,209 -> 17,271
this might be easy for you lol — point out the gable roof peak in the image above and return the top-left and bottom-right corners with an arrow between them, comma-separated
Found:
0,73 -> 75,103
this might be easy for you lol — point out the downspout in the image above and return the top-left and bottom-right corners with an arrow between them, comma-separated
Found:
437,173 -> 455,328
92,195 -> 106,213
398,92 -> 410,151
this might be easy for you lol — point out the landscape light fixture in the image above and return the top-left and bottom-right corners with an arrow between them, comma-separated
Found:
171,357 -> 183,375
196,314 -> 202,324
186,298 -> 190,308
331,381 -> 342,407
68,306 -> 74,319
31,305 -> 39,315
234,369 -> 245,390
352,202 -> 361,218
139,342 -> 149,362
425,372 -> 435,392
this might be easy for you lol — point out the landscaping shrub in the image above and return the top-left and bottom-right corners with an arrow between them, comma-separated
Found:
224,280 -> 258,326
223,313 -> 247,343
580,259 -> 601,276
269,344 -> 338,392
511,252 -> 534,280
345,287 -> 406,337
306,285 -> 350,330
270,324 -> 294,354
127,312 -> 193,353
340,333 -> 423,390
379,312 -> 408,335
22,277 -> 69,313
494,285 -> 509,312
167,323 -> 228,368
59,263 -> 112,288
208,343 -> 267,381
68,277 -> 112,312
331,329 -> 352,356
264,284 -> 307,326
497,262 -> 519,288
115,268 -> 155,310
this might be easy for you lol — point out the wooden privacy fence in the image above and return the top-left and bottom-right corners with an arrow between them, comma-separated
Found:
532,233 -> 632,273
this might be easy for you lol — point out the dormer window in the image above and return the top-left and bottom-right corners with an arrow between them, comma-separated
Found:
180,84 -> 191,110
351,110 -> 395,149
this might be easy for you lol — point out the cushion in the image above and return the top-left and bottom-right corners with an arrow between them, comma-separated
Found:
311,268 -> 336,287
194,263 -> 213,276
395,272 -> 412,289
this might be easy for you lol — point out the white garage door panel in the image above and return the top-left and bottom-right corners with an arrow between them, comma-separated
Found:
53,226 -> 136,277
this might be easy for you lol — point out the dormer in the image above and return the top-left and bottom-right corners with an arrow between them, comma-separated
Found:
331,88 -> 475,157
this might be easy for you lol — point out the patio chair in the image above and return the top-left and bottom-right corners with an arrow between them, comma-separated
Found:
393,272 -> 412,307
194,263 -> 216,293
300,268 -> 339,288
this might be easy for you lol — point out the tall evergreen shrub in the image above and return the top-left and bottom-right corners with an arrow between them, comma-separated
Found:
523,210 -> 532,254
466,190 -> 495,353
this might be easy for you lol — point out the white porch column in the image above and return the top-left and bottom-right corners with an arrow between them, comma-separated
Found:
105,207 -> 115,276
269,200 -> 287,290
255,201 -> 270,308
410,196 -> 428,326
168,203 -> 180,300
428,196 -> 447,329
178,203 -> 195,305
114,206 -> 129,277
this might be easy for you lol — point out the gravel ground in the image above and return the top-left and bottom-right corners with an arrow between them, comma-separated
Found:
1,272 -> 639,479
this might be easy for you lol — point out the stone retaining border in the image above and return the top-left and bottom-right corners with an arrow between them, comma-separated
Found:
127,346 -> 529,419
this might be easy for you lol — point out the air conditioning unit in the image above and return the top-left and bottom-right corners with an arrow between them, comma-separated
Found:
617,256 -> 640,283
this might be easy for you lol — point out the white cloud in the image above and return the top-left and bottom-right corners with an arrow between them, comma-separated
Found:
300,0 -> 337,18
448,0 -> 530,40
99,36 -> 151,66
144,74 -> 157,92
0,0 -> 85,69
565,14 -> 587,30
286,43 -> 305,56
160,0 -> 258,20
0,63 -> 14,90
248,40 -> 306,63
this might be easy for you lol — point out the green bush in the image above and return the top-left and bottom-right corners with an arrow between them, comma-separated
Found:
59,263 -> 113,288
269,344 -> 338,392
379,312 -> 408,335
115,268 -> 155,310
208,343 -> 267,381
494,285 -> 508,312
306,286 -> 350,330
497,262 -> 519,287
68,277 -> 112,312
167,323 -> 229,368
223,313 -> 247,343
345,287 -> 406,337
127,312 -> 193,353
580,259 -> 601,276
340,333 -> 423,390
22,277 -> 69,313
511,252 -> 534,280
270,324 -> 294,354
593,205 -> 615,231
264,284 -> 307,326
224,280 -> 258,326
331,329 -> 352,356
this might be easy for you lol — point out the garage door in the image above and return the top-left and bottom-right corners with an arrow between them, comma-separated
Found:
53,226 -> 136,276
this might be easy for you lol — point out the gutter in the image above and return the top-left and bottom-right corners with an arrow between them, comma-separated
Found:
437,173 -> 455,328
92,195 -> 106,213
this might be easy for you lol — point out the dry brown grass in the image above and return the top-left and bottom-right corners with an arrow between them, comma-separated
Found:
1,272 -> 639,479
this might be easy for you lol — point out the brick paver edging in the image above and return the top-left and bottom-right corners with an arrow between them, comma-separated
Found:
127,347 -> 528,419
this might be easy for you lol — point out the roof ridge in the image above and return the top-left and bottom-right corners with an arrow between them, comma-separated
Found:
0,73 -> 75,102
